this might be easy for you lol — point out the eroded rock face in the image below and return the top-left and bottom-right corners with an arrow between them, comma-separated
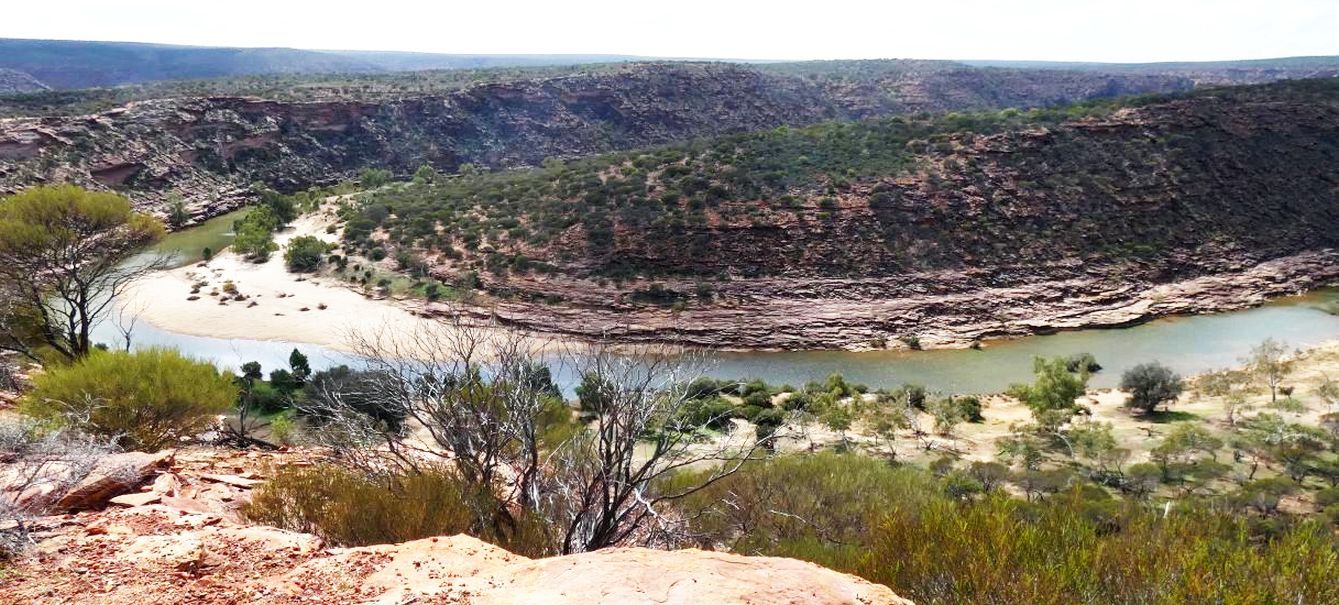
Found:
0,63 -> 1191,221
449,249 -> 1339,351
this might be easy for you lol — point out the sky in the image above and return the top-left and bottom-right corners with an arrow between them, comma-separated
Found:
2,0 -> 1337,63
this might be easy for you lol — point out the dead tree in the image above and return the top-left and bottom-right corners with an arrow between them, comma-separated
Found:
304,313 -> 766,554
541,341 -> 763,554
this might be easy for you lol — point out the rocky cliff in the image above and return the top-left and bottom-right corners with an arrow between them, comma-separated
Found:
0,62 -> 1192,219
368,79 -> 1339,349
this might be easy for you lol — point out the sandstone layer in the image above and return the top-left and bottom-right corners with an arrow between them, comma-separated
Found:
0,63 -> 1190,221
438,250 -> 1339,351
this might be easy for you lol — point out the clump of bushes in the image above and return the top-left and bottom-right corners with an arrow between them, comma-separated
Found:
1120,361 -> 1184,414
19,348 -> 237,451
284,235 -> 331,272
677,453 -> 1339,605
243,464 -> 552,556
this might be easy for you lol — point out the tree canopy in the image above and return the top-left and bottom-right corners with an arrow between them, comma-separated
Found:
0,185 -> 165,360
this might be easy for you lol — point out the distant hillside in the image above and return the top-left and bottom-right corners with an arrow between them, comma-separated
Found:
962,56 -> 1339,85
7,36 -> 1339,94
0,38 -> 656,90
0,61 -> 1191,212
0,39 -> 388,89
329,50 -> 650,71
0,57 -> 1195,119
0,68 -> 47,94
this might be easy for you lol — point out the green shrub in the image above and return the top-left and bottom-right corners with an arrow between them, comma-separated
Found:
680,397 -> 737,431
955,396 -> 984,422
1008,356 -> 1090,427
1120,362 -> 1184,414
742,390 -> 772,408
284,235 -> 330,272
1317,487 -> 1339,509
243,464 -> 552,556
1065,352 -> 1103,373
267,412 -> 297,445
19,348 -> 236,451
233,206 -> 279,261
676,454 -> 1339,605
359,168 -> 393,189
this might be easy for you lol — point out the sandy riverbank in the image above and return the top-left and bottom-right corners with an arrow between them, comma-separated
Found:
121,210 -> 444,354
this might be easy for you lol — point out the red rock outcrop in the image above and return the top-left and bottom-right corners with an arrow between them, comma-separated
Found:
3,448 -> 911,605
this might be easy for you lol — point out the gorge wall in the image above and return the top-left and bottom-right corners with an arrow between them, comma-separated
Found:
391,80 -> 1339,349
0,62 -> 1193,219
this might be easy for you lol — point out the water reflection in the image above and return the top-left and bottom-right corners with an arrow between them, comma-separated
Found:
93,289 -> 1339,395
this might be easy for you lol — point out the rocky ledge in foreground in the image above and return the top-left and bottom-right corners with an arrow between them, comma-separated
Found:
3,449 -> 909,605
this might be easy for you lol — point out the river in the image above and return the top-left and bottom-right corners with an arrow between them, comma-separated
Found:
96,282 -> 1339,396
92,210 -> 1339,394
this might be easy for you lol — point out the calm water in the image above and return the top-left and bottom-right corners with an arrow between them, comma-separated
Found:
95,287 -> 1339,395
151,207 -> 253,267
706,289 -> 1339,393
95,210 -> 1339,392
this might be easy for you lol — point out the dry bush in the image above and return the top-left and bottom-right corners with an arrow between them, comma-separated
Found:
242,464 -> 552,556
0,419 -> 116,559
301,315 -> 764,555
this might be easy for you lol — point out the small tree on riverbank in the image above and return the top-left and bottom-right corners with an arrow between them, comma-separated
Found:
1245,338 -> 1293,403
1121,362 -> 1184,415
284,236 -> 330,272
1008,356 -> 1091,429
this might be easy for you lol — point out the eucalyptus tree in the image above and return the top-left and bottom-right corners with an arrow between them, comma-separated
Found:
0,185 -> 166,361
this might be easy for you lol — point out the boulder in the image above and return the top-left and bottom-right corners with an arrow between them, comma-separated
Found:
55,451 -> 173,511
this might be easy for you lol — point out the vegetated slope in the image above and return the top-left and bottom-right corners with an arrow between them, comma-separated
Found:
0,62 -> 1192,216
0,58 -> 1191,118
0,38 -> 387,89
0,68 -> 48,94
347,79 -> 1339,348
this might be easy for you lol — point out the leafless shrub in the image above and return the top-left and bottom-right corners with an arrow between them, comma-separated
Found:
0,419 -> 117,559
541,342 -> 760,553
301,313 -> 767,555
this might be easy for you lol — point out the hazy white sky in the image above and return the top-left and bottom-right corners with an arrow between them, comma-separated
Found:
3,0 -> 1337,62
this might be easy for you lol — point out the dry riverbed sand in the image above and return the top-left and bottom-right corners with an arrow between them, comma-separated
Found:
123,211 -> 440,353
